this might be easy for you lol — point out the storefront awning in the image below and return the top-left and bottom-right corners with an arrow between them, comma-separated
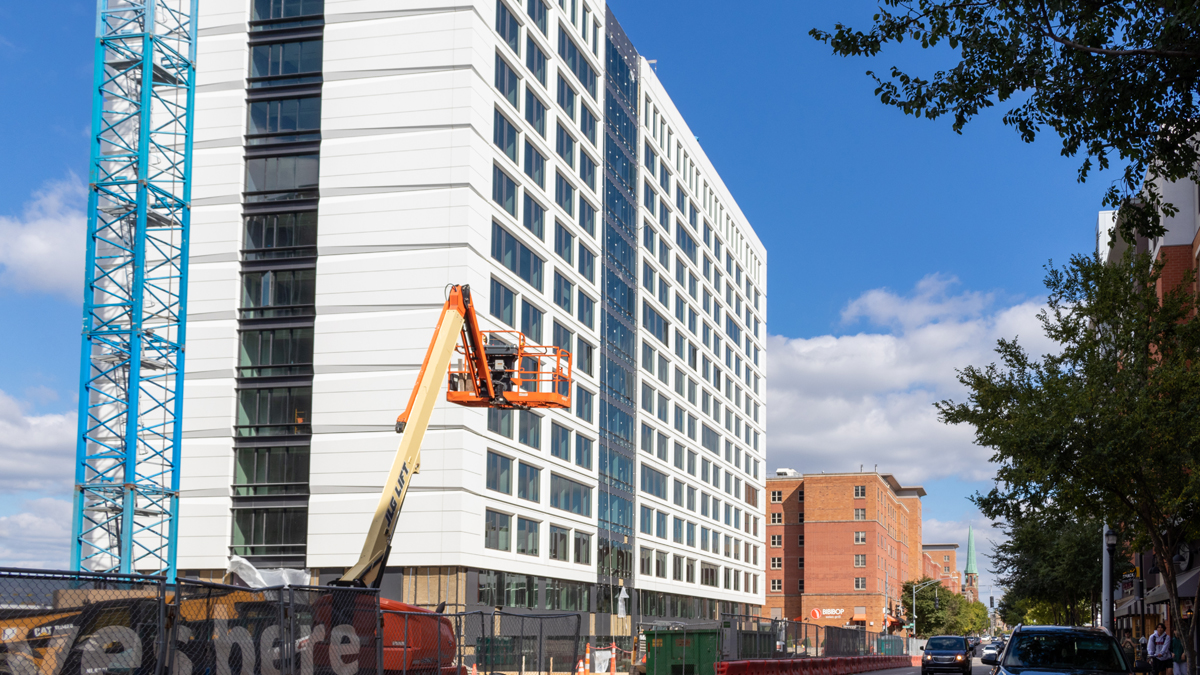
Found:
1144,567 -> 1200,606
1115,594 -> 1140,618
851,614 -> 867,622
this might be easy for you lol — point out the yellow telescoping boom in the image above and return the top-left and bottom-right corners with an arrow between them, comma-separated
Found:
333,284 -> 572,588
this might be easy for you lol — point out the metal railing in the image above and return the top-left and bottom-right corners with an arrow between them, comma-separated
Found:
720,616 -> 909,660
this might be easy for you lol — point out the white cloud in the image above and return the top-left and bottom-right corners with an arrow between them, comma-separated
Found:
0,498 -> 72,569
766,275 -> 1056,486
0,389 -> 76,493
0,175 -> 87,298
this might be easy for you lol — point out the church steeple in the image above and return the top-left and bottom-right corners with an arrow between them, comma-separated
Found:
963,526 -> 979,602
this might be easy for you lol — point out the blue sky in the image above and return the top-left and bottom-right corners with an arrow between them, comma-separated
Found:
0,0 -> 1118,595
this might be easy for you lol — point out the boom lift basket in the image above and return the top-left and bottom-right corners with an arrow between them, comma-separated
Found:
447,330 -> 572,409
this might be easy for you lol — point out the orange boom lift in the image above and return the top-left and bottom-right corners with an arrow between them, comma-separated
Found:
333,283 -> 572,589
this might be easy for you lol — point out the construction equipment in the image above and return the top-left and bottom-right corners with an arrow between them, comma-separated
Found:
311,284 -> 571,674
332,283 -> 572,590
72,0 -> 197,577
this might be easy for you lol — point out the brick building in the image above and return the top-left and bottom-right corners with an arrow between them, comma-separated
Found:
763,469 -> 925,633
921,543 -> 962,594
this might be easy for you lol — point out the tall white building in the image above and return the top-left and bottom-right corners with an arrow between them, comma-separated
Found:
180,0 -> 768,638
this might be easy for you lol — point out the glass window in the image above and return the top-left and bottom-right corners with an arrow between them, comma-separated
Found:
575,385 -> 593,422
578,198 -> 595,237
525,37 -> 545,84
516,517 -> 539,555
555,172 -> 574,215
520,300 -> 543,341
494,54 -> 519,108
496,1 -> 520,53
557,74 -> 576,119
526,0 -> 547,33
556,124 -> 575,167
249,39 -> 323,82
577,291 -> 594,328
550,422 -> 571,460
576,339 -> 594,375
555,222 -> 575,263
523,142 -> 545,189
580,153 -> 596,191
488,408 -> 513,437
247,97 -> 321,144
233,446 -> 310,496
484,510 -> 511,550
492,166 -> 517,215
518,462 -> 540,502
549,474 -> 591,516
549,525 -> 570,560
574,531 -> 591,565
575,435 -> 592,469
231,507 -> 307,557
243,212 -> 317,259
245,154 -> 319,201
553,273 -> 573,312
238,327 -> 314,377
486,451 -> 513,494
518,409 -> 542,449
525,89 -> 546,136
557,29 -> 596,98
252,0 -> 323,21
580,106 -> 597,145
640,464 -> 667,499
578,245 -> 595,282
495,111 -> 519,162
489,279 -> 516,326
236,386 -> 312,436
492,225 -> 544,290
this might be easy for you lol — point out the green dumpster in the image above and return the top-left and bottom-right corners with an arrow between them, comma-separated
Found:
643,629 -> 722,675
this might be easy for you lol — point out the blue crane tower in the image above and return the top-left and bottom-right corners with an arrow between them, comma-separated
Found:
71,0 -> 197,578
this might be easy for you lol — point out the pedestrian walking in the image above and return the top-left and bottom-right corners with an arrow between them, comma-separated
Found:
1148,624 -> 1173,675
1172,629 -> 1186,675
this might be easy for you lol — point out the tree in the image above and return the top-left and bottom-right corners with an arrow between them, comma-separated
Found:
903,577 -> 947,638
810,2 -> 1200,240
936,251 -> 1200,671
987,512 -> 1129,626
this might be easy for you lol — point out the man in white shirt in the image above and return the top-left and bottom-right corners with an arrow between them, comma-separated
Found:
1148,623 -> 1172,675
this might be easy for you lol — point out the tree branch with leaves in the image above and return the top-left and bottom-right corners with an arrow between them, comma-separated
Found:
937,251 -> 1200,672
811,1 -> 1200,241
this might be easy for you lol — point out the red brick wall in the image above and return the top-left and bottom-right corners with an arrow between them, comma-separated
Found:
1156,244 -> 1195,301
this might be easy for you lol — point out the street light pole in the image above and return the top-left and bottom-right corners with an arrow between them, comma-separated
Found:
911,579 -> 941,655
1104,527 -> 1118,633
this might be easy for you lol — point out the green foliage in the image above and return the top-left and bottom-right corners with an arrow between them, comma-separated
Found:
936,251 -> 1200,666
987,513 -> 1131,626
901,579 -> 987,636
810,2 -> 1200,240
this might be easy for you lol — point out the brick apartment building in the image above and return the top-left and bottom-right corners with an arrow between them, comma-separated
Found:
922,543 -> 962,594
763,469 -> 926,632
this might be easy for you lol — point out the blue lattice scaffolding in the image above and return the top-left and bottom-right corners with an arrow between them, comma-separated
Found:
72,0 -> 197,577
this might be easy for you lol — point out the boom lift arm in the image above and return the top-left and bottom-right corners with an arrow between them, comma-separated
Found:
333,284 -> 571,588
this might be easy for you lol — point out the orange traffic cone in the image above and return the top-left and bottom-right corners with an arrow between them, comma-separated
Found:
585,643 -> 592,674
576,659 -> 585,675
470,664 -> 478,675
610,643 -> 618,675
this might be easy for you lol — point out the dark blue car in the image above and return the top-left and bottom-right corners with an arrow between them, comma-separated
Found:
980,625 -> 1137,675
922,635 -> 973,675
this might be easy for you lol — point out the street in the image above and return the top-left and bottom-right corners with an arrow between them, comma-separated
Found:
871,658 -> 992,675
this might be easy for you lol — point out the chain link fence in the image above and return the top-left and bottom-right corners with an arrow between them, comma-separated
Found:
720,616 -> 909,660
0,570 -> 582,675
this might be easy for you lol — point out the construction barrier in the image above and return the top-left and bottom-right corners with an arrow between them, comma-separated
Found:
711,655 -> 913,675
0,568 -> 581,675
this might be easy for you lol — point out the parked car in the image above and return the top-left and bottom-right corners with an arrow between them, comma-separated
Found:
921,635 -> 973,675
980,625 -> 1141,675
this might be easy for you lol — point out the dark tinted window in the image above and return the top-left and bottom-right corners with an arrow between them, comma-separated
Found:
1003,633 -> 1127,672
926,638 -> 966,651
